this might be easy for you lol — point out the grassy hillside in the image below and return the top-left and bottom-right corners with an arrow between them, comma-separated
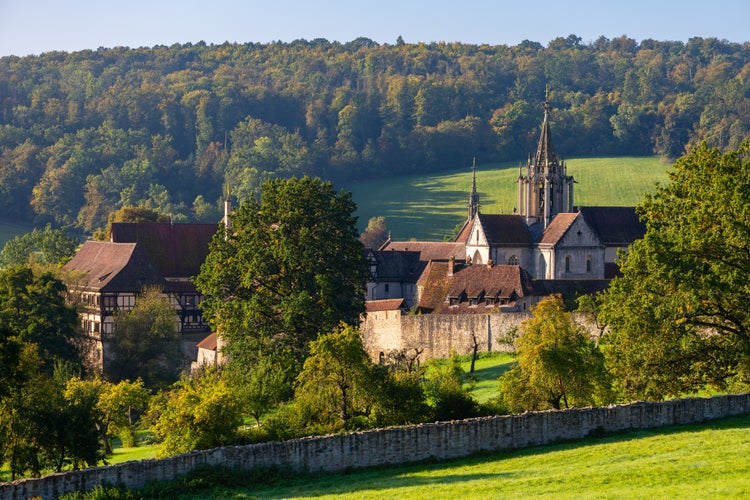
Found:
0,221 -> 31,250
174,414 -> 750,499
346,157 -> 670,241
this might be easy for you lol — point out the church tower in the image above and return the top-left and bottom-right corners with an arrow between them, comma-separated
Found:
517,95 -> 575,227
468,157 -> 480,220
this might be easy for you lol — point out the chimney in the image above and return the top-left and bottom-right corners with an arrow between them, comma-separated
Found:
223,198 -> 232,240
448,256 -> 455,277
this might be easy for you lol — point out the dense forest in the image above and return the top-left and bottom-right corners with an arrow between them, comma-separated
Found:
0,35 -> 748,233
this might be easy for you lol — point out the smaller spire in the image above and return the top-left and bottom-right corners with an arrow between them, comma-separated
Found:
468,157 -> 480,220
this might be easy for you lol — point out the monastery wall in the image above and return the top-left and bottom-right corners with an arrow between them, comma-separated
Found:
361,311 -> 600,361
5,394 -> 750,499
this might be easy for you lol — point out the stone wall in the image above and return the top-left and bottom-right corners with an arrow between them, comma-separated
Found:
361,310 -> 603,362
4,394 -> 750,499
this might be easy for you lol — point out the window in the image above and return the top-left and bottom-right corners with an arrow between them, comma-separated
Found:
586,255 -> 592,273
103,295 -> 116,310
565,255 -> 571,273
384,284 -> 390,293
508,255 -> 519,265
120,295 -> 135,310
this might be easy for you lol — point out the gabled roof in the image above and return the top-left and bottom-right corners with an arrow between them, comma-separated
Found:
446,264 -> 534,300
196,332 -> 217,351
578,206 -> 646,246
415,261 -> 453,314
370,250 -> 423,282
477,214 -> 531,246
366,298 -> 407,313
63,241 -> 163,292
417,261 -> 535,314
110,223 -> 217,277
454,218 -> 473,243
380,241 -> 465,262
538,212 -> 580,246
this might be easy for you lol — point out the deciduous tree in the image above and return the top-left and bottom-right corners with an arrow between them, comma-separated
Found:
498,295 -> 610,412
195,177 -> 369,379
107,287 -> 182,389
600,143 -> 750,400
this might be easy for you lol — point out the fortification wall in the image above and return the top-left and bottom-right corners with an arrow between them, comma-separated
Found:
362,311 -> 601,361
4,394 -> 750,499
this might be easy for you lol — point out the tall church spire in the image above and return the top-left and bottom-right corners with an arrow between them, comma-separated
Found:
534,88 -> 557,167
468,157 -> 480,219
517,92 -> 575,227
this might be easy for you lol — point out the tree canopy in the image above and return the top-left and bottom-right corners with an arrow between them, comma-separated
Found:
195,176 -> 369,377
498,295 -> 610,412
0,37 -> 747,232
600,142 -> 750,400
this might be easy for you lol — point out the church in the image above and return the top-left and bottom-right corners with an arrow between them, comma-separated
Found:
366,98 -> 645,313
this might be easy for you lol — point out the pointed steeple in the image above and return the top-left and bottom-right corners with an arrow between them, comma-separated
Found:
468,157 -> 480,220
534,87 -> 558,168
517,90 -> 576,228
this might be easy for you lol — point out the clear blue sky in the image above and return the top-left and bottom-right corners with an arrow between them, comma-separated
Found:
1,0 -> 748,57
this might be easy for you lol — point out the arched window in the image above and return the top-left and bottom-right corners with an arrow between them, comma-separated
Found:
538,255 -> 546,279
508,255 -> 519,265
472,249 -> 483,265
565,255 -> 571,273
586,255 -> 592,273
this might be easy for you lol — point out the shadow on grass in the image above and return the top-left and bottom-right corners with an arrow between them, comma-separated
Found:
222,414 -> 750,499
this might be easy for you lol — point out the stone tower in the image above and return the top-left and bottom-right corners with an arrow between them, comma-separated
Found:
517,97 -> 575,227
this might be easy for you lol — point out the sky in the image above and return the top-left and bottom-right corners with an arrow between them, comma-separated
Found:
0,0 -> 748,57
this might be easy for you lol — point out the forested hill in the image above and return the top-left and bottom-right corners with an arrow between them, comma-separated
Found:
1,36 -> 748,233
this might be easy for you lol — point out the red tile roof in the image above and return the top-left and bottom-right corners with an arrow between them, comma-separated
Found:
418,261 -> 535,314
365,298 -> 407,312
63,241 -> 163,292
196,332 -> 217,351
538,212 -> 580,246
454,218 -> 473,243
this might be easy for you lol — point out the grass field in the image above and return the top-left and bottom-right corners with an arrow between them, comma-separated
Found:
345,157 -> 670,241
0,221 -> 32,250
459,352 -> 515,403
172,414 -> 750,499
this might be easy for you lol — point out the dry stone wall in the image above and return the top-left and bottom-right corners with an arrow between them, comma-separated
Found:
4,394 -> 750,499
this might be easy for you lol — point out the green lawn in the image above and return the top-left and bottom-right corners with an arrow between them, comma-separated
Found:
345,156 -> 670,241
460,352 -> 515,403
172,414 -> 750,499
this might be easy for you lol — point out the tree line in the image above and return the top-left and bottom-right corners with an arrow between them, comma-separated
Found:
0,35 -> 748,233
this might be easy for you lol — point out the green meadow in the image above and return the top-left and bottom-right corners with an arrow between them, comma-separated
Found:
346,157 -> 671,241
169,415 -> 750,499
0,221 -> 31,250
